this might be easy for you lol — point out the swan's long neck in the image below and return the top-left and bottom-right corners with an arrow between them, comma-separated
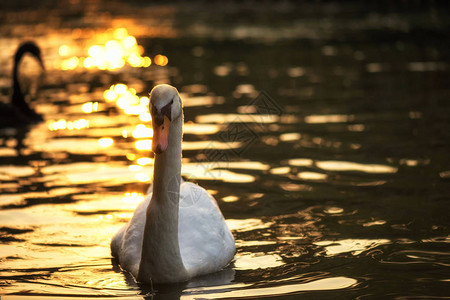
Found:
12,55 -> 25,108
11,48 -> 42,120
137,114 -> 189,282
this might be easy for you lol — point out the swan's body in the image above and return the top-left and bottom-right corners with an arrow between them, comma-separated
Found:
111,182 -> 235,281
111,85 -> 235,283
0,41 -> 44,128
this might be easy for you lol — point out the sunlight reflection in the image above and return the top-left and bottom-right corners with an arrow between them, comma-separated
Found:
192,161 -> 269,171
183,123 -> 221,135
222,195 -> 239,202
183,141 -> 241,151
128,165 -> 142,171
48,119 -> 89,131
103,84 -> 150,123
0,148 -> 16,157
34,139 -> 120,155
201,277 -> 358,298
135,140 -> 152,151
235,253 -> 284,270
154,54 -> 169,66
196,114 -> 280,124
136,173 -> 150,182
81,102 -> 99,114
305,114 -> 354,124
280,183 -> 312,192
440,171 -> 450,179
363,220 -> 386,227
324,207 -> 344,214
132,125 -> 153,138
316,161 -> 397,174
187,169 -> 254,183
287,158 -> 313,167
58,45 -> 70,56
59,28 -> 158,70
60,56 -> 79,70
315,239 -> 390,256
123,192 -> 145,204
0,166 -> 35,178
270,167 -> 290,175
236,240 -> 276,247
181,161 -> 263,183
280,132 -> 301,142
226,218 -> 273,232
297,171 -> 327,181
98,137 -> 114,148
183,96 -> 219,107
136,157 -> 153,166
139,112 -> 152,122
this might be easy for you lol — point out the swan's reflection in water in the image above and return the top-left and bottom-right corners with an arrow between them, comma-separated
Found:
129,265 -> 237,299
112,256 -> 358,300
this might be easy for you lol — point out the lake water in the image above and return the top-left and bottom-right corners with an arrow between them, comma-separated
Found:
0,1 -> 449,299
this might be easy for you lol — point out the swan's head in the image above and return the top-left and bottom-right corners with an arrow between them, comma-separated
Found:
149,84 -> 182,154
14,41 -> 45,70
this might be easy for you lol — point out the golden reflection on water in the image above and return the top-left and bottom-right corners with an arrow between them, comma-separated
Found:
279,132 -> 301,142
270,166 -> 290,175
222,195 -> 239,203
136,157 -> 153,166
48,119 -> 90,131
154,54 -> 169,66
234,253 -> 284,270
297,171 -> 327,181
226,218 -> 274,232
59,28 -> 169,71
132,125 -> 153,138
285,158 -> 397,175
104,83 -> 150,119
315,239 -> 391,256
196,113 -> 280,124
81,102 -> 99,113
98,137 -> 114,148
183,123 -> 221,135
287,158 -> 314,167
136,172 -> 151,182
135,139 -> 152,151
316,161 -> 397,174
182,167 -> 255,183
195,277 -> 358,299
123,192 -> 145,204
304,114 -> 354,124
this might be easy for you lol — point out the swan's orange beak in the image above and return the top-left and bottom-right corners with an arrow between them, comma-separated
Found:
152,115 -> 170,154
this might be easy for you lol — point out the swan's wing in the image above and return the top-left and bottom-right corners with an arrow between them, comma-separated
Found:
178,182 -> 236,277
111,193 -> 151,278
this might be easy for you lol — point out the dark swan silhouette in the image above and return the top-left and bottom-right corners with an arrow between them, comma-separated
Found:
0,41 -> 45,128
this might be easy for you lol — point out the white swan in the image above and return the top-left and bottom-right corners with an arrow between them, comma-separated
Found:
111,84 -> 235,283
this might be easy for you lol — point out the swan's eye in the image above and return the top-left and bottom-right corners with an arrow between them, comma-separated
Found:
170,99 -> 173,105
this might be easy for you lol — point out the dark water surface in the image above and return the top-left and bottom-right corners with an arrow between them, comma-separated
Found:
0,1 -> 449,299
